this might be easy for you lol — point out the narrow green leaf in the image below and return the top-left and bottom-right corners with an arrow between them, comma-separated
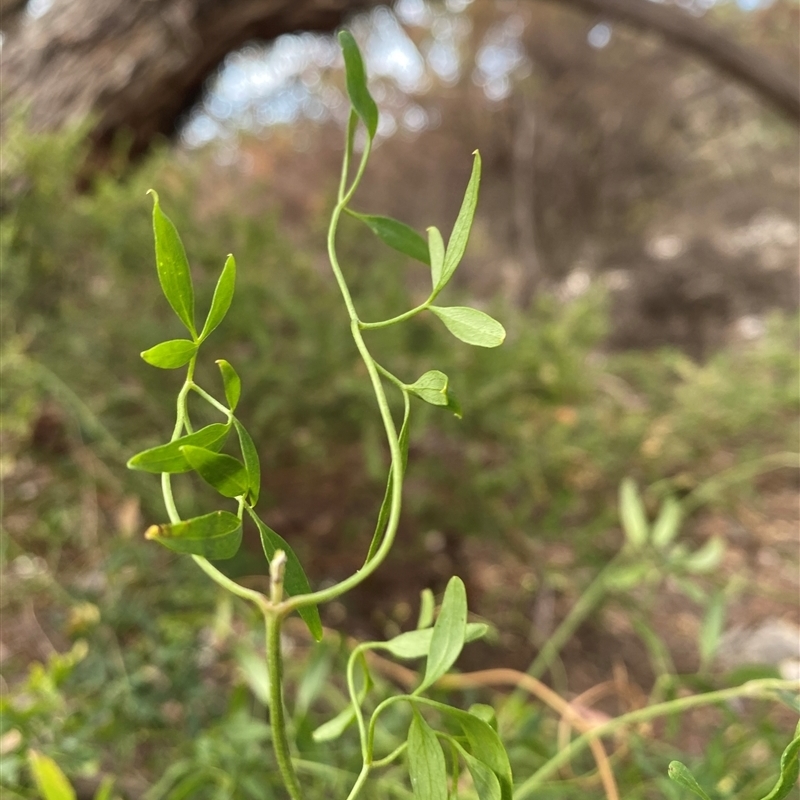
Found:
140,339 -> 197,369
461,749 -> 502,800
365,403 -> 410,563
149,190 -> 195,336
181,446 -> 248,498
417,588 -> 435,629
760,722 -> 800,800
312,659 -> 372,742
667,762 -> 713,800
603,562 -> 651,592
378,623 -> 488,660
312,705 -> 358,743
652,495 -> 682,549
235,643 -> 271,705
698,590 -> 726,670
419,576 -> 468,692
127,423 -> 231,473
295,642 -> 333,720
27,750 -> 76,800
429,306 -> 506,348
145,510 -> 242,559
619,478 -> 648,548
428,226 -> 445,291
233,418 -> 261,505
684,537 -> 725,574
468,704 -> 497,733
92,776 -> 115,800
247,509 -> 323,641
437,706 -> 512,800
200,254 -> 236,340
351,212 -> 430,265
408,370 -> 449,407
407,710 -> 447,800
216,359 -> 242,411
438,151 -> 481,291
338,30 -> 378,139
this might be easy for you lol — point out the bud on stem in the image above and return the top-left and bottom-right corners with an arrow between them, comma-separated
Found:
270,549 -> 287,604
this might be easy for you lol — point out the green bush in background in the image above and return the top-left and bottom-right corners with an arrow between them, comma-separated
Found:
1,120 -> 798,798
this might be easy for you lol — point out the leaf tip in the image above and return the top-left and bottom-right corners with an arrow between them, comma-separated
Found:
144,524 -> 160,540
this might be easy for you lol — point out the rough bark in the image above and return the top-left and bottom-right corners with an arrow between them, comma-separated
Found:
1,0 -> 797,161
0,0 -> 381,157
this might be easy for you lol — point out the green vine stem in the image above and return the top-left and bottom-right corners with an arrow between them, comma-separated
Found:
279,116 -> 408,615
266,609 -> 304,800
159,357 -> 270,612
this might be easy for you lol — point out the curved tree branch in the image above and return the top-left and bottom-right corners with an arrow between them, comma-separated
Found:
0,0 -> 380,157
538,0 -> 799,120
0,0 -> 796,164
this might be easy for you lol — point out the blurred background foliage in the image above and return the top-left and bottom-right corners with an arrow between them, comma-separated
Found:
1,0 -> 798,797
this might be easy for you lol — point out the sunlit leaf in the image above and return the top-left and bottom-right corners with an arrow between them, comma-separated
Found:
27,750 -> 76,800
200,254 -> 236,341
149,190 -> 195,336
127,423 -> 231,473
407,710 -> 447,800
417,588 -> 435,629
667,761 -> 713,800
247,509 -> 323,641
181,446 -> 248,498
428,226 -> 445,291
338,31 -> 378,139
145,510 -> 242,559
350,212 -> 430,265
140,339 -> 197,369
437,151 -> 481,292
312,705 -> 357,743
378,623 -> 488,660
419,576 -> 467,692
429,306 -> 505,348
408,370 -> 449,407
619,478 -> 648,548
651,495 -> 682,549
603,562 -> 651,592
468,704 -> 497,733
216,359 -> 242,411
233,418 -> 261,504
684,537 -> 725,573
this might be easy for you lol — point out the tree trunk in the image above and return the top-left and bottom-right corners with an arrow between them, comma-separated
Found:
0,0 -> 381,157
1,0 -> 797,161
